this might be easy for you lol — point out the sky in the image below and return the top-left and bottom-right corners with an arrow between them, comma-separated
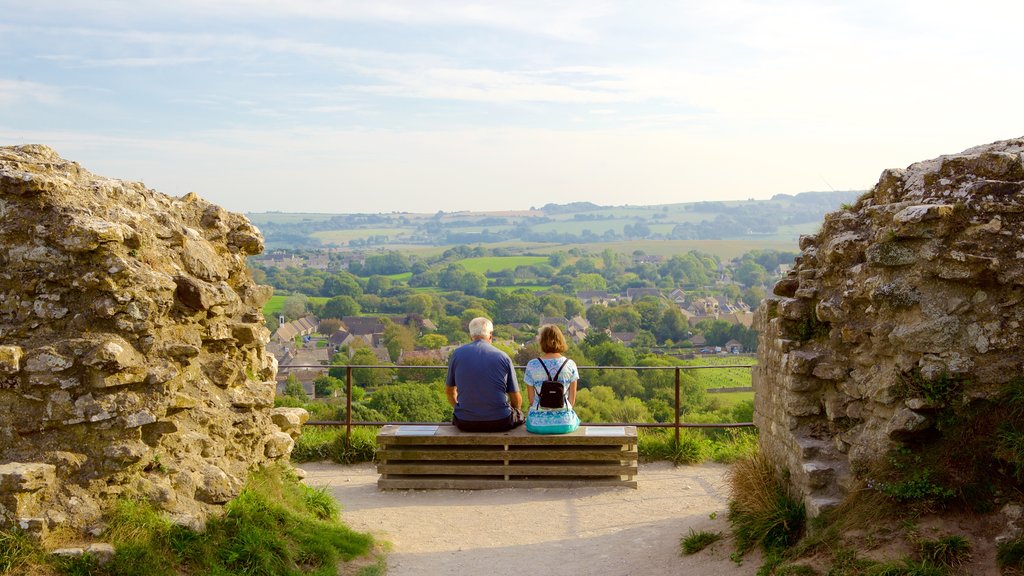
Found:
1,1 -> 1022,214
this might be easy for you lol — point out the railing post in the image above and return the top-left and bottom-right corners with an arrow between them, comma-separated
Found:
346,366 -> 353,451
674,366 -> 681,446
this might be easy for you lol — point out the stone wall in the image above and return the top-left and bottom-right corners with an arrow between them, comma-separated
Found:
0,145 -> 305,536
754,137 -> 1024,516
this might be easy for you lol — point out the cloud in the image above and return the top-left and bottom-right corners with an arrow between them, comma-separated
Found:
0,79 -> 62,107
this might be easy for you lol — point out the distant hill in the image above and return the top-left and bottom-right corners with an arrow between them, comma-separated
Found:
247,191 -> 862,250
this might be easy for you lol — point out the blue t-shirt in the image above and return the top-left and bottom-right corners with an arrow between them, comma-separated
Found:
446,339 -> 519,422
524,357 -> 579,409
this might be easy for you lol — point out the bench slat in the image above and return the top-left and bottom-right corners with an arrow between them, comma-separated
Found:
379,448 -> 636,461
379,463 -> 637,476
378,477 -> 638,489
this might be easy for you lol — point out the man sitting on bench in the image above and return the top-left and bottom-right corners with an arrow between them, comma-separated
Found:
445,317 -> 525,432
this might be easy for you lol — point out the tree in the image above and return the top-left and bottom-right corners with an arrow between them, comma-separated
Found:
366,383 -> 452,422
655,307 -> 689,343
417,333 -> 448,349
313,375 -> 345,398
318,318 -> 342,335
320,272 -> 362,297
588,341 -> 636,366
382,320 -> 416,362
734,260 -> 769,288
282,374 -> 306,399
281,294 -> 308,321
460,271 -> 488,295
742,286 -> 766,309
322,295 -> 360,319
573,273 -> 607,293
366,275 -> 393,295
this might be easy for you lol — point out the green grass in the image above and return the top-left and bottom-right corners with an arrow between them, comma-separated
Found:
709,391 -> 756,408
458,256 -> 548,274
5,464 -> 375,576
263,295 -> 329,316
292,427 -> 380,464
680,528 -> 723,555
639,427 -> 757,465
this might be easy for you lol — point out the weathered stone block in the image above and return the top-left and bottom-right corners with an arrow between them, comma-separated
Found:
0,345 -> 23,374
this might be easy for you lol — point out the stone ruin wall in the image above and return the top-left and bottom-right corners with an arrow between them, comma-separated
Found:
754,137 -> 1024,516
0,145 -> 307,537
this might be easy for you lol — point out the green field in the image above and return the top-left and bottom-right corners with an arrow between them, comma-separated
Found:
459,256 -> 549,274
311,228 -> 411,245
264,294 -> 329,315
707,390 -> 755,408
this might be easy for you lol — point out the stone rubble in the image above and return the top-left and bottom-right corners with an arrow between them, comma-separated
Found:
0,144 -> 305,537
754,137 -> 1024,516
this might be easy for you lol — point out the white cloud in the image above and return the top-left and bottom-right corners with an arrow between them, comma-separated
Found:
0,79 -> 62,107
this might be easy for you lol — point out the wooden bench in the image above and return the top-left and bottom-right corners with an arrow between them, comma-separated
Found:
376,424 -> 638,489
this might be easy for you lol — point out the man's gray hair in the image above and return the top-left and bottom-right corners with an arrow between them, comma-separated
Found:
468,317 -> 494,339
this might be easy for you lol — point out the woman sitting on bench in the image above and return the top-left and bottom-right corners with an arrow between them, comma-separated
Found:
524,325 -> 580,434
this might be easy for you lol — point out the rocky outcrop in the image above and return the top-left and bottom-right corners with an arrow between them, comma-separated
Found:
754,138 -> 1024,516
0,145 -> 300,536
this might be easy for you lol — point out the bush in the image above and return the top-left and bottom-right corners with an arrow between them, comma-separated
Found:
727,452 -> 806,554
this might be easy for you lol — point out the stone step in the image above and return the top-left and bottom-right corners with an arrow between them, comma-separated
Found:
805,496 -> 841,517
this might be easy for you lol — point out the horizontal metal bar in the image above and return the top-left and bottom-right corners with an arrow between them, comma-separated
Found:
278,364 -> 755,370
306,420 -> 755,429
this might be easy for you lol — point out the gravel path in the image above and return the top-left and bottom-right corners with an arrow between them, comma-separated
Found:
301,461 -> 763,576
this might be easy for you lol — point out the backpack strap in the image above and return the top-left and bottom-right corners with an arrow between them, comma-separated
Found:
536,358 -> 568,381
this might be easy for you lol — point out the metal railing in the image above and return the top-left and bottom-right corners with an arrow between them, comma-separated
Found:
278,363 -> 756,448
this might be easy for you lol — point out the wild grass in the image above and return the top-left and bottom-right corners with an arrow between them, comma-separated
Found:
998,535 -> 1024,571
638,427 -> 757,465
291,427 -> 379,464
0,529 -> 45,575
727,452 -> 806,554
680,528 -> 722,555
1,464 -> 374,576
916,536 -> 970,570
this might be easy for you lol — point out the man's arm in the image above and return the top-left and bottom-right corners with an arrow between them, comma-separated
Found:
446,385 -> 457,407
507,391 -> 523,410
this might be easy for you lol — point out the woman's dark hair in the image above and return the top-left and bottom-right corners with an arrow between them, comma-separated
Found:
538,324 -> 568,354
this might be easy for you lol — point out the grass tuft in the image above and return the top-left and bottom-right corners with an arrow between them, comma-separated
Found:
998,535 -> 1024,571
680,528 -> 722,555
864,557 -> 948,576
727,452 -> 806,554
916,535 -> 970,569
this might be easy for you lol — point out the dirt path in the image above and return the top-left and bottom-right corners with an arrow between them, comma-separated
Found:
301,462 -> 763,576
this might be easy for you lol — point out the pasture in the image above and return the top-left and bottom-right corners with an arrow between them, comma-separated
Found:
310,227 -> 411,245
459,255 -> 549,274
264,294 -> 329,315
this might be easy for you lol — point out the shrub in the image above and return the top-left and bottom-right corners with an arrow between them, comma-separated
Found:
680,528 -> 722,555
727,452 -> 806,554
